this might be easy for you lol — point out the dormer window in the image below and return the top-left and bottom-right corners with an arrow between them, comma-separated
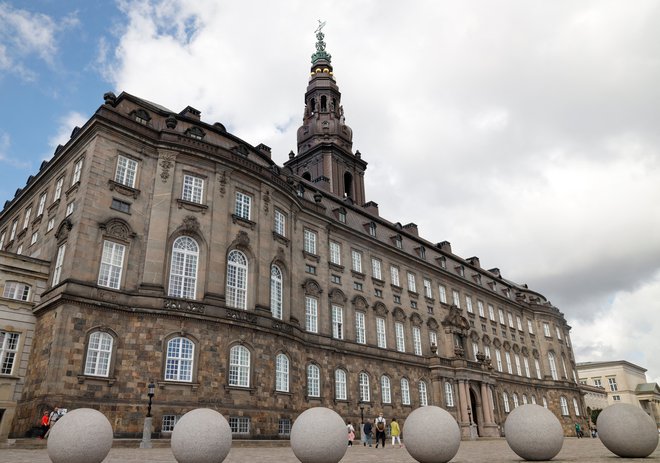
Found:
455,265 -> 465,277
392,234 -> 403,249
334,207 -> 347,223
367,222 -> 376,237
132,109 -> 151,125
416,246 -> 426,260
185,126 -> 205,140
437,256 -> 446,269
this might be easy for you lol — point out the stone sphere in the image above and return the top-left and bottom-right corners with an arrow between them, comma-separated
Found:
47,408 -> 113,463
171,408 -> 232,463
504,404 -> 564,461
290,407 -> 347,463
597,403 -> 659,458
402,405 -> 461,463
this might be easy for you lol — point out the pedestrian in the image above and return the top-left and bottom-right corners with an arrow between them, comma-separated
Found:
374,412 -> 386,448
347,421 -> 355,446
363,419 -> 373,447
575,423 -> 582,438
390,417 -> 402,448
44,407 -> 61,438
39,411 -> 50,439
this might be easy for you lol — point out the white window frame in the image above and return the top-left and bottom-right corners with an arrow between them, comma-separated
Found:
503,392 -> 510,413
52,244 -> 66,286
332,305 -> 344,340
229,345 -> 250,387
419,381 -> 428,406
401,378 -> 411,405
381,376 -> 392,403
182,174 -> 204,204
498,308 -> 505,325
37,192 -> 47,216
335,369 -> 347,400
275,353 -> 289,392
305,296 -> 318,333
2,281 -> 30,301
115,155 -> 138,188
395,322 -> 405,352
423,278 -> 433,298
407,272 -> 417,293
466,296 -> 473,313
560,396 -> 569,415
452,290 -> 460,308
329,241 -> 341,265
527,319 -> 534,334
226,250 -> 248,309
515,354 -> 522,376
168,236 -> 199,299
523,357 -> 531,378
516,315 -> 523,331
371,258 -> 382,280
429,330 -> 438,350
535,358 -> 542,379
351,250 -> 362,273
505,351 -> 513,374
355,311 -> 366,344
445,382 -> 454,407
270,265 -> 283,319
439,285 -> 447,303
543,322 -> 551,337
98,240 -> 126,289
477,300 -> 485,317
573,397 -> 581,416
488,304 -> 495,321
23,207 -> 31,229
274,209 -> 286,236
390,266 -> 400,286
495,349 -> 503,372
472,342 -> 479,361
84,331 -> 113,377
54,177 -> 64,201
512,393 -> 519,408
412,326 -> 422,356
165,337 -> 194,382
0,331 -> 20,375
359,372 -> 370,402
376,317 -> 387,348
72,158 -> 83,185
234,191 -> 251,220
548,352 -> 558,380
303,229 -> 317,255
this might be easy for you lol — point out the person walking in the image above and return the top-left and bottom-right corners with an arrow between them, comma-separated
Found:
374,412 -> 386,448
39,411 -> 50,439
44,407 -> 61,438
363,419 -> 373,447
575,423 -> 582,438
347,421 -> 355,446
390,417 -> 402,448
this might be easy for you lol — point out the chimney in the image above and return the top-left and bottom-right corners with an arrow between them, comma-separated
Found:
403,222 -> 418,236
363,201 -> 379,216
467,256 -> 481,268
179,105 -> 201,120
437,241 -> 452,253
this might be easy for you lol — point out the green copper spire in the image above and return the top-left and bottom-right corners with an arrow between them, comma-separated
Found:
311,20 -> 332,64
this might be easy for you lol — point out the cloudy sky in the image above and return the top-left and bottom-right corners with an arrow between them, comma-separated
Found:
1,1 -> 659,383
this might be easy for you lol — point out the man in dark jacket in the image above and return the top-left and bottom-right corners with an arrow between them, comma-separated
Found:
363,419 -> 373,447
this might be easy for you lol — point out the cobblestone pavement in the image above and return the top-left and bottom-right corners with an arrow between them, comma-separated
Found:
0,438 -> 658,462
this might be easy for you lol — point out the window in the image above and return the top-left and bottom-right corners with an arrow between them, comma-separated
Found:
407,272 -> 417,293
390,266 -> 400,286
372,258 -> 382,280
410,301 -> 417,309
593,378 -> 602,387
72,158 -> 83,185
353,281 -> 363,291
560,396 -> 569,415
22,207 -> 31,229
375,288 -> 383,298
329,241 -> 341,265
523,357 -> 531,378
376,317 -> 387,348
465,296 -> 474,313
612,395 -> 621,401
521,394 -> 528,404
162,415 -> 180,432
556,326 -> 562,340
0,231 -> 4,250
472,342 -> 479,360
165,337 -> 194,382
115,155 -> 138,188
516,316 -> 523,331
359,372 -> 370,402
542,397 -> 548,408
0,331 -> 20,375
182,175 -> 204,204
270,265 -> 283,319
111,198 -> 131,213
452,290 -> 460,308
573,398 -> 580,416
2,281 -> 30,301
351,250 -> 362,273
229,345 -> 250,387
169,236 -> 199,299
305,296 -> 318,333
331,274 -> 341,284
97,241 -> 126,289
332,305 -> 344,339
401,378 -> 411,405
234,191 -> 251,219
422,278 -> 433,299
507,312 -> 514,328
548,352 -> 558,380
439,285 -> 447,303
275,353 -> 289,392
515,354 -> 522,376
527,319 -> 534,334
274,210 -> 286,236
477,300 -> 485,317
381,376 -> 392,403
65,201 -> 75,216
10,220 -> 17,240
419,381 -> 428,406
561,356 -> 568,379
395,322 -> 405,352
394,235 -> 402,249
393,295 -> 401,304
608,377 -> 618,391
484,345 -> 491,360
16,244 -> 22,255
355,312 -> 366,344
368,222 -> 377,237
52,244 -> 66,286
335,369 -> 347,400
503,392 -> 510,413
54,177 -> 64,201
305,264 -> 316,275
226,250 -> 248,309
47,218 -> 55,232
488,304 -> 495,321
229,417 -> 250,434
543,322 -> 551,337
30,231 -> 38,245
495,349 -> 503,372
412,327 -> 422,355
429,331 -> 437,350
498,308 -> 505,325
535,358 -> 542,379
505,352 -> 513,374
84,331 -> 113,376
303,229 -> 317,255
445,382 -> 454,407
512,393 -> 519,408
37,192 -> 47,216
531,395 -> 537,405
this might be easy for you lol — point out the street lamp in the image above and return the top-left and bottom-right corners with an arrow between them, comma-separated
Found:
146,381 -> 155,417
467,405 -> 472,425
359,401 -> 365,424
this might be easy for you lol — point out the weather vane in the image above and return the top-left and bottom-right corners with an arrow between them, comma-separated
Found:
315,20 -> 326,34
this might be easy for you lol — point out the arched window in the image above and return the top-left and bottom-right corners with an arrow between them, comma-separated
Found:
542,396 -> 548,408
270,265 -> 283,319
227,250 -> 248,310
84,331 -> 113,377
503,392 -> 510,413
561,354 -> 569,379
381,376 -> 391,403
512,393 -> 519,408
445,382 -> 455,407
359,372 -> 370,402
335,369 -> 347,400
344,172 -> 353,199
229,345 -> 250,387
573,397 -> 581,416
419,381 -> 428,406
165,337 -> 194,382
548,352 -> 558,380
522,394 -> 528,404
275,353 -> 289,392
531,395 -> 537,405
560,396 -> 569,415
307,364 -> 320,397
169,236 -> 199,299
401,378 -> 411,405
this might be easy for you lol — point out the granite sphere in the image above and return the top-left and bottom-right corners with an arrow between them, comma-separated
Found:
402,405 -> 461,463
47,408 -> 113,463
290,407 -> 347,463
504,404 -> 564,461
171,408 -> 232,463
597,403 -> 659,458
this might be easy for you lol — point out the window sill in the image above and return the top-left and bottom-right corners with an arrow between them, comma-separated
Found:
225,385 -> 256,395
48,199 -> 61,214
77,375 -> 116,386
372,277 -> 385,287
272,231 -> 289,246
302,250 -> 320,263
65,181 -> 80,198
178,199 -> 209,214
108,179 -> 141,199
351,270 -> 365,280
231,213 -> 255,228
408,291 -> 419,299
328,262 -> 344,272
158,380 -> 200,391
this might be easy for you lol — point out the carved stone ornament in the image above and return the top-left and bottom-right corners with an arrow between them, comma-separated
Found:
471,331 -> 480,341
302,279 -> 322,296
410,313 -> 423,327
100,218 -> 135,241
182,215 -> 200,233
218,170 -> 227,197
328,288 -> 347,304
230,230 -> 250,250
55,218 -> 73,241
426,317 -> 439,330
276,247 -> 285,264
263,189 -> 270,214
482,334 -> 491,345
372,301 -> 388,316
392,307 -> 407,322
442,305 -> 470,331
352,295 -> 368,311
493,338 -> 502,348
159,152 -> 176,182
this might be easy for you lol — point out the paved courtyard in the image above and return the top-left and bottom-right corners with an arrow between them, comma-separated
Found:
0,438 -> 658,462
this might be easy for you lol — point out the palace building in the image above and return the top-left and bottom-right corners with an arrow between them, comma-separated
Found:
0,29 -> 586,439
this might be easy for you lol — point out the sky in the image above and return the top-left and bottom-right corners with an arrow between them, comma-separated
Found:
1,1 -> 659,384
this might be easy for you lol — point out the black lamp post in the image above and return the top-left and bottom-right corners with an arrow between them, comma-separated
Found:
359,401 -> 365,424
146,381 -> 155,417
467,405 -> 472,425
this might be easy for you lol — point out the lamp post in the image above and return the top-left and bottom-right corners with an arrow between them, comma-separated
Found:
140,380 -> 156,449
359,401 -> 365,424
467,405 -> 472,425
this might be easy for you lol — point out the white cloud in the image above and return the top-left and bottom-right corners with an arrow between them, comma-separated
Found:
101,0 -> 660,382
47,111 -> 89,156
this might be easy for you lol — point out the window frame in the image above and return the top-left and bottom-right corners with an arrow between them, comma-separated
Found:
165,336 -> 194,383
229,345 -> 251,388
226,250 -> 248,309
97,240 -> 126,290
182,174 -> 204,204
115,155 -> 139,188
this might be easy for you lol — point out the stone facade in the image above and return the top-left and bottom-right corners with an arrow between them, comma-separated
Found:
0,33 -> 586,439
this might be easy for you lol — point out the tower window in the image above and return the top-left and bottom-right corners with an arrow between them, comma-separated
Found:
344,172 -> 353,199
321,96 -> 327,112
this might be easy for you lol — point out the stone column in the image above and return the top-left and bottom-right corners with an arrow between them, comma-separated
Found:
139,417 -> 153,449
481,382 -> 493,424
458,380 -> 469,424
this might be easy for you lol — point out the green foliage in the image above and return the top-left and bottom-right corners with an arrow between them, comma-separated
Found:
590,408 -> 602,424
